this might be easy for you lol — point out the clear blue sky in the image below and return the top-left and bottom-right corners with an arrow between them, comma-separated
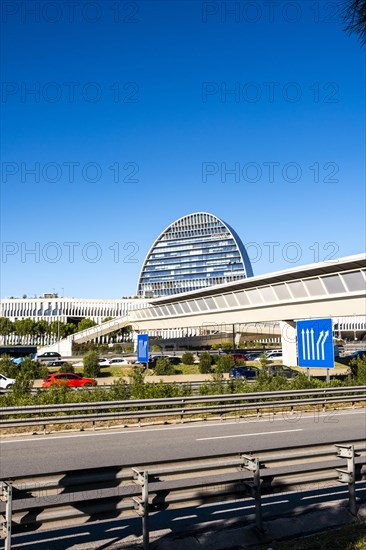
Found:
1,0 -> 365,299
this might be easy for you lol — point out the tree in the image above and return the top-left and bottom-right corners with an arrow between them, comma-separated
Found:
0,355 -> 18,378
78,318 -> 97,332
259,352 -> 270,369
341,0 -> 366,46
0,317 -> 14,343
182,352 -> 194,365
50,321 -> 76,339
155,357 -> 175,375
216,354 -> 234,373
34,320 -> 50,343
14,319 -> 36,340
83,350 -> 100,378
199,352 -> 212,374
62,323 -> 77,338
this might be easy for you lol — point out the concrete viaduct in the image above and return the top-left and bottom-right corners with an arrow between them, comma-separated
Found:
44,254 -> 366,366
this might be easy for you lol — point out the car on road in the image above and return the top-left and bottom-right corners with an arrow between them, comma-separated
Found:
267,365 -> 299,379
0,373 -> 16,390
37,351 -> 61,361
42,373 -> 97,388
229,366 -> 259,380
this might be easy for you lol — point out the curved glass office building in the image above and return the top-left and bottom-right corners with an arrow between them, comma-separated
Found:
137,212 -> 253,297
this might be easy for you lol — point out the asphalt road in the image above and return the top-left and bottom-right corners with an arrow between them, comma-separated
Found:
1,409 -> 365,478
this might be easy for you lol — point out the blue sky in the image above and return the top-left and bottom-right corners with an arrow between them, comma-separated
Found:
1,0 -> 365,299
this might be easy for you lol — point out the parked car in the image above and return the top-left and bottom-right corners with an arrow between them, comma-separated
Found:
149,355 -> 181,368
254,350 -> 283,361
42,373 -> 97,388
265,350 -> 283,361
108,358 -> 130,365
98,358 -> 111,367
37,351 -> 61,361
130,360 -> 146,367
267,365 -> 299,379
46,360 -> 70,368
0,373 -> 16,390
245,352 -> 262,361
231,353 -> 249,362
337,350 -> 366,367
229,366 -> 259,380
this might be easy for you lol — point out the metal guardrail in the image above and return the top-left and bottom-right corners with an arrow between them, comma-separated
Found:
0,379 -> 237,397
0,386 -> 365,430
1,438 -> 365,550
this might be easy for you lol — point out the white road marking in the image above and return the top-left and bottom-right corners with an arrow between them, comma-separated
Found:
1,411 -> 364,444
196,428 -> 303,441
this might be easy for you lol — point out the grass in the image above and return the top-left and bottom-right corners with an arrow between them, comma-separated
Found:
173,364 -> 201,374
46,360 -> 350,380
249,522 -> 366,550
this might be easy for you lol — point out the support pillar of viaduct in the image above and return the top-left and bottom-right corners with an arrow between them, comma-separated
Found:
280,320 -> 297,366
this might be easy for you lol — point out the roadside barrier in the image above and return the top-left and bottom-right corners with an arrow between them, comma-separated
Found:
1,438 -> 365,549
0,386 -> 365,431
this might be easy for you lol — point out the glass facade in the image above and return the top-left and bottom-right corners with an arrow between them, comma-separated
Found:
137,212 -> 253,297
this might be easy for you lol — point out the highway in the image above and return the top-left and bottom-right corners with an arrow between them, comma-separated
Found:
1,409 -> 365,478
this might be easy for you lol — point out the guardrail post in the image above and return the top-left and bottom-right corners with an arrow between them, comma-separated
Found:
132,469 -> 149,550
1,481 -> 12,550
180,399 -> 185,423
335,444 -> 357,515
240,455 -> 263,532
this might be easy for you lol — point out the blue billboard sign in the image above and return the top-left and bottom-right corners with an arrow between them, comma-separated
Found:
137,334 -> 149,363
297,318 -> 334,369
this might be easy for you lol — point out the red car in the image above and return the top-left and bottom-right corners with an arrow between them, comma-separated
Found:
231,353 -> 249,362
42,373 -> 97,388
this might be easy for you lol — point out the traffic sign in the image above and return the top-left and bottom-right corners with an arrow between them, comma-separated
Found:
297,318 -> 334,368
137,334 -> 149,363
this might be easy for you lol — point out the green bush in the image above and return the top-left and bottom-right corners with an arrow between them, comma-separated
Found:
155,358 -> 175,375
288,372 -> 317,390
199,352 -> 212,374
0,356 -> 18,379
59,363 -> 74,373
129,366 -> 146,399
258,352 -> 270,368
110,378 -> 129,400
11,371 -> 33,397
216,354 -> 234,372
20,357 -> 48,380
182,352 -> 194,365
83,351 -> 101,378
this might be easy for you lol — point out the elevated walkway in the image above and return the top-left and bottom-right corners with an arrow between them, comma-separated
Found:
38,254 -> 366,357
